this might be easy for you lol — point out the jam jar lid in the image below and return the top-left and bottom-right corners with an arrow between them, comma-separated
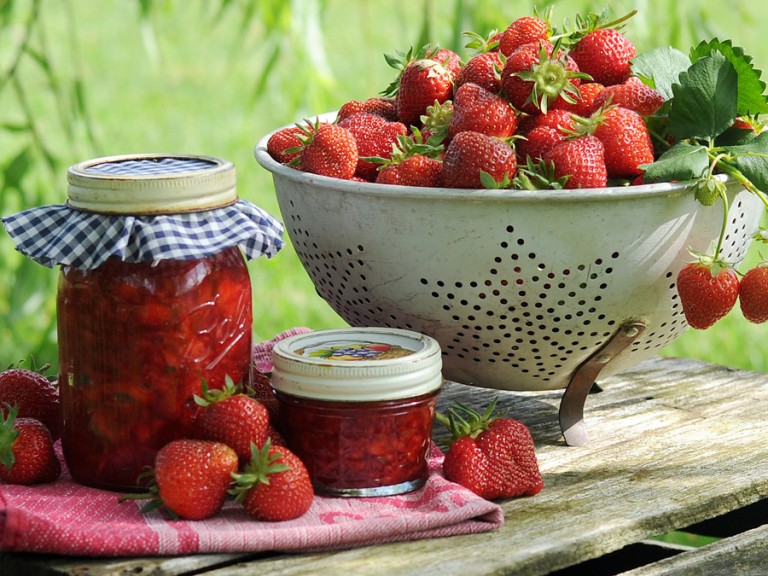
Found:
66,154 -> 237,214
270,327 -> 444,402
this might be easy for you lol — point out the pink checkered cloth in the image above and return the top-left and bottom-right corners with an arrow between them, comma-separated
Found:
0,328 -> 504,557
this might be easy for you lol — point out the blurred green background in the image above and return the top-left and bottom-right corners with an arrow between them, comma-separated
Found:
2,0 -> 768,373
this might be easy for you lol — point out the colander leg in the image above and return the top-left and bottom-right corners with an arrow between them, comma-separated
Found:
559,321 -> 646,446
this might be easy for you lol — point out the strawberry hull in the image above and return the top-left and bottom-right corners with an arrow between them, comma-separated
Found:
58,248 -> 253,491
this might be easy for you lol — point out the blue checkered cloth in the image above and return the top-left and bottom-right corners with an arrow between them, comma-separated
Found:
1,199 -> 284,270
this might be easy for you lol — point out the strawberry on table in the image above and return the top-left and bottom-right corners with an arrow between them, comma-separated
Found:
195,377 -> 270,464
677,258 -> 740,330
231,440 -> 314,522
0,404 -> 61,485
0,364 -> 62,440
123,439 -> 239,520
437,401 -> 543,500
739,265 -> 768,323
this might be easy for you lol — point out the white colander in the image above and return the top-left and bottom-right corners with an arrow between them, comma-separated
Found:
254,122 -> 761,398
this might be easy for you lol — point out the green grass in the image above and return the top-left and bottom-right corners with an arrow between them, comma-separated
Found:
2,0 -> 768,373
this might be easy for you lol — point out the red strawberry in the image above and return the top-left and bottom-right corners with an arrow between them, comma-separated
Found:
545,134 -> 607,188
454,51 -> 504,94
553,81 -> 606,116
297,121 -> 358,180
125,439 -> 238,520
448,82 -> 518,141
231,440 -> 314,522
338,112 -> 408,181
677,260 -> 740,329
266,126 -> 304,165
377,154 -> 443,187
394,57 -> 454,127
431,47 -> 462,79
0,405 -> 61,485
336,97 -> 398,122
593,105 -> 654,178
739,265 -> 768,323
438,402 -> 543,500
0,365 -> 62,440
569,28 -> 636,86
501,41 -> 584,115
591,77 -> 665,117
195,378 -> 270,464
442,131 -> 517,189
517,125 -> 566,163
498,16 -> 550,56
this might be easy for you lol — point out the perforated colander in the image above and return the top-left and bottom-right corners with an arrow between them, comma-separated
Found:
254,123 -> 762,395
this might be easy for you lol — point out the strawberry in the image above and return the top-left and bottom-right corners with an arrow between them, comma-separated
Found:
338,112 -> 408,181
376,154 -> 443,187
448,82 -> 518,142
552,81 -> 606,116
231,440 -> 314,522
124,439 -> 239,520
677,259 -> 740,329
592,105 -> 654,178
454,51 -> 504,94
0,404 -> 61,485
545,134 -> 607,188
266,126 -> 304,165
591,77 -> 665,117
336,97 -> 398,122
517,125 -> 566,163
296,121 -> 358,180
195,377 -> 270,464
569,28 -> 636,86
431,47 -> 462,80
500,41 -> 585,115
389,51 -> 454,127
498,15 -> 550,56
739,265 -> 768,323
437,401 -> 543,500
0,364 -> 62,440
441,131 -> 517,189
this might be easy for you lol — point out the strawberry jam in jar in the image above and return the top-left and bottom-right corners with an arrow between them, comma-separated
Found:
270,327 -> 443,497
51,154 -> 283,490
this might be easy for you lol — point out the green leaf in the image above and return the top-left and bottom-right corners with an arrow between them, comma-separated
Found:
668,51 -> 738,140
641,141 -> 709,183
631,46 -> 691,101
690,39 -> 768,116
725,131 -> 768,192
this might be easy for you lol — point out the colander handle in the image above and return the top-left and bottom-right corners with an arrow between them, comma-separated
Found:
559,321 -> 646,447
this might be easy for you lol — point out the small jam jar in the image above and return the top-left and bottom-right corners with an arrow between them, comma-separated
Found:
52,154 -> 282,490
270,327 -> 443,497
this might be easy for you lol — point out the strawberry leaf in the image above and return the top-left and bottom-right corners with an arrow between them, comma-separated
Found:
725,131 -> 768,191
668,51 -> 738,140
641,142 -> 709,183
631,46 -> 691,100
690,38 -> 768,116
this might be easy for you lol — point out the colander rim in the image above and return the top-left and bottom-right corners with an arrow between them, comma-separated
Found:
254,112 -> 728,203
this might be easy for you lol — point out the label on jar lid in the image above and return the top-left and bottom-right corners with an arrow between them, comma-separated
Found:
295,340 -> 417,362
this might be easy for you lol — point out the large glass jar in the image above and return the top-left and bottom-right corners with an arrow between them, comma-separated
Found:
0,153 -> 284,491
58,247 -> 252,490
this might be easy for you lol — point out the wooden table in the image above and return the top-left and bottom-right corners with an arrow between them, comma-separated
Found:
2,356 -> 767,575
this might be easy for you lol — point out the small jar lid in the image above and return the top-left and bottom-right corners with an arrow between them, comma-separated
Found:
270,327 -> 443,402
67,154 -> 237,214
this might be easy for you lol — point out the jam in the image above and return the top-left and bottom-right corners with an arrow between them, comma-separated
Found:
58,247 -> 252,490
270,328 -> 443,497
276,391 -> 438,496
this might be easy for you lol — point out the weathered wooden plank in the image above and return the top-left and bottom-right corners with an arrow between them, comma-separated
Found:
3,356 -> 767,576
616,523 -> 768,576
